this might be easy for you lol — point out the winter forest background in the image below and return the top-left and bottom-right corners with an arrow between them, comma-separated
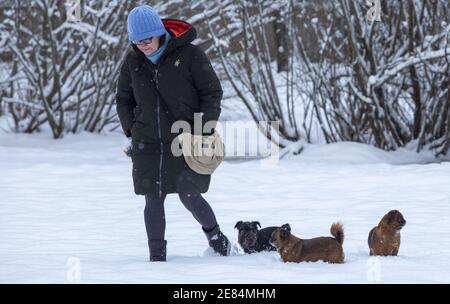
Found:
0,0 -> 449,157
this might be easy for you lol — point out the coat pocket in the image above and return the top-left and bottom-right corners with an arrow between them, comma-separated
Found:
134,105 -> 144,120
131,106 -> 144,133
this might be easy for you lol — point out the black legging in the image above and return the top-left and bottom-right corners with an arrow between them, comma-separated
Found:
144,193 -> 218,241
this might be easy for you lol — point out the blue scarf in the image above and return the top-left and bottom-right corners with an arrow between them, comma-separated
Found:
146,30 -> 171,64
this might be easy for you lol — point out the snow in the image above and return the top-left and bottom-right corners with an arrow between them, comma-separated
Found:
371,48 -> 450,88
1,130 -> 450,283
54,22 -> 120,46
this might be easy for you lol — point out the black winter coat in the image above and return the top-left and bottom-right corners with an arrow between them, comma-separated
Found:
116,19 -> 223,196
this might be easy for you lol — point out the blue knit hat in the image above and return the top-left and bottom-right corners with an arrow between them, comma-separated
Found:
127,5 -> 165,42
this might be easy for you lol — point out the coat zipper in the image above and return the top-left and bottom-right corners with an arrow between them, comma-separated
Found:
154,65 -> 163,197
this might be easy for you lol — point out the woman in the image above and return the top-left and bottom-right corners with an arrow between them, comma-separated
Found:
116,5 -> 230,262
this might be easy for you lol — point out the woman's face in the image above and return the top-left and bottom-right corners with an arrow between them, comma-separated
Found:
135,36 -> 161,56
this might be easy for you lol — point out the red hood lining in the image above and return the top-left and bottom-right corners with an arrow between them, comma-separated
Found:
162,19 -> 192,38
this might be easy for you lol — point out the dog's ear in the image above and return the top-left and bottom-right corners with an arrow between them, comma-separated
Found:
281,223 -> 291,232
234,221 -> 244,230
280,224 -> 291,240
252,221 -> 261,229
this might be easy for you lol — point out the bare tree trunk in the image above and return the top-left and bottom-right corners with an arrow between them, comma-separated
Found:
272,9 -> 290,73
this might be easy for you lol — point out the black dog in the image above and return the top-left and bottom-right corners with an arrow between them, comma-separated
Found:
234,221 -> 278,254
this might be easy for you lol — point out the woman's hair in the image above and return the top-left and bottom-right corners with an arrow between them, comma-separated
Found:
159,33 -> 166,46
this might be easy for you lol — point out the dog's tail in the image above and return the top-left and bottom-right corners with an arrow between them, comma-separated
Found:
330,222 -> 344,246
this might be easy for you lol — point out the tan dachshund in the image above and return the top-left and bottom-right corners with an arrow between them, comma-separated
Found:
368,210 -> 406,256
270,223 -> 345,264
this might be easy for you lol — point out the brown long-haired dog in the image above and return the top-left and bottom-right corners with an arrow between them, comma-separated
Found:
368,210 -> 406,256
269,223 -> 345,264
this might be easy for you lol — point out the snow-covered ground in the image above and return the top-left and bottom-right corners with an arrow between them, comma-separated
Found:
1,130 -> 450,283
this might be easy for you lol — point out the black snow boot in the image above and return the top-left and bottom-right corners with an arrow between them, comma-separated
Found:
203,225 -> 231,256
149,240 -> 167,262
